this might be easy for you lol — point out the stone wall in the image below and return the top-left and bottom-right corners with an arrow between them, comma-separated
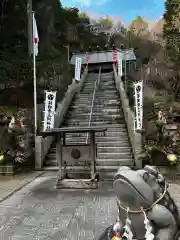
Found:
35,66 -> 88,169
113,64 -> 142,168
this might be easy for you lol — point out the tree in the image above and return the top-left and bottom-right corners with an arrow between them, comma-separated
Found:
0,0 -> 32,87
163,0 -> 180,68
114,20 -> 127,37
78,12 -> 90,26
129,16 -> 149,37
63,7 -> 79,25
163,0 -> 180,100
150,19 -> 164,42
0,0 -> 104,102
98,17 -> 113,31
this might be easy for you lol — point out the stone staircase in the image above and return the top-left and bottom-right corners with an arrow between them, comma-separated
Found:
44,71 -> 134,179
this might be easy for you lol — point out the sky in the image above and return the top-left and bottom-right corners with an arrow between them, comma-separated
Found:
61,0 -> 165,24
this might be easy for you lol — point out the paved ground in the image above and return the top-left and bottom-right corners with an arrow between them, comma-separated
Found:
0,171 -> 43,202
0,172 -> 180,240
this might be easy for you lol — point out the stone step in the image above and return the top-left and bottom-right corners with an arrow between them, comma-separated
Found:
76,93 -> 119,97
42,166 -> 59,171
74,99 -> 120,104
45,159 -> 58,166
66,112 -> 124,117
98,87 -> 116,91
64,141 -> 130,146
67,110 -> 122,115
74,98 -> 120,102
72,102 -> 121,107
69,107 -> 122,112
50,143 -> 131,154
69,105 -> 121,110
60,136 -> 130,143
65,110 -> 123,115
64,115 -> 123,121
62,123 -> 126,129
64,131 -> 128,138
74,98 -> 92,101
69,106 -> 122,112
96,158 -> 133,166
97,152 -> 133,159
65,136 -> 130,143
69,112 -> 123,117
95,95 -> 119,98
97,146 -> 131,153
64,133 -> 128,140
49,145 -> 131,154
63,120 -> 123,126
98,141 -> 131,147
95,90 -> 117,93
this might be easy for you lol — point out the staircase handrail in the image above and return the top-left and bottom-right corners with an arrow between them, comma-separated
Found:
86,67 -> 101,144
113,64 -> 142,168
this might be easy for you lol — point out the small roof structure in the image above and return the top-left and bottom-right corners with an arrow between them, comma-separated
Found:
70,49 -> 136,65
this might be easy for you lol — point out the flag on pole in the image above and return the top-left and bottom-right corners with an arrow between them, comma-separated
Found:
113,50 -> 117,63
33,14 -> 39,56
85,52 -> 89,65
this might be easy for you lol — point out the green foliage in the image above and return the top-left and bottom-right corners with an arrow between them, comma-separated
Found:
0,0 -> 29,85
163,0 -> 180,67
63,7 -> 79,25
98,17 -> 113,30
0,0 -> 98,104
144,97 -> 157,120
129,16 -> 149,37
163,0 -> 180,100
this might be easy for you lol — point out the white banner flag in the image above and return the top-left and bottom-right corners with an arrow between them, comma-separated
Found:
43,91 -> 56,131
75,57 -> 82,81
118,59 -> 122,77
134,81 -> 143,130
33,14 -> 39,56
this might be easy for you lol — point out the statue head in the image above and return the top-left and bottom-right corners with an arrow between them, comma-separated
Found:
113,165 -> 165,210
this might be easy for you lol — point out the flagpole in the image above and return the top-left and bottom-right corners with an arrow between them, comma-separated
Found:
32,11 -> 37,136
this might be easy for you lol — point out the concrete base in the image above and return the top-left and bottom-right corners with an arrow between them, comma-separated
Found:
56,179 -> 98,189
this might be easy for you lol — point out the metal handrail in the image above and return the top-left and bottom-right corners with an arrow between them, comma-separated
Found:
86,67 -> 101,144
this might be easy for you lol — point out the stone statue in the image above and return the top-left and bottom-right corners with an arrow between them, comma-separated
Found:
7,110 -> 33,166
98,165 -> 180,240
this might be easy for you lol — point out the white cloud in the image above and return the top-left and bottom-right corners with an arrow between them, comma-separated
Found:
71,0 -> 109,7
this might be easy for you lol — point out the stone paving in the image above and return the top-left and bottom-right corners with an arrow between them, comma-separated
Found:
0,172 -> 179,240
0,171 -> 43,202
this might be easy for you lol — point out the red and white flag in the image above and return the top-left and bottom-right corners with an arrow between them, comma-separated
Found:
113,50 -> 117,64
85,53 -> 88,65
33,14 -> 39,56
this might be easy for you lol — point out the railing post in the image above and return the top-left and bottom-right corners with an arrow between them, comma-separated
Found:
86,66 -> 101,144
90,132 -> 96,180
113,63 -> 142,168
57,133 -> 63,179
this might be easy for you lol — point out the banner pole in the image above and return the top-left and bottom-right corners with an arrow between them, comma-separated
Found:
32,11 -> 37,136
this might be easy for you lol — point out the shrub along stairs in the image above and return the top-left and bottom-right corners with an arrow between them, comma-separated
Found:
44,70 -> 134,180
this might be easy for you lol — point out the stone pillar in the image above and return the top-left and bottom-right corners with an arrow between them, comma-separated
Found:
134,132 -> 143,168
35,136 -> 43,169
